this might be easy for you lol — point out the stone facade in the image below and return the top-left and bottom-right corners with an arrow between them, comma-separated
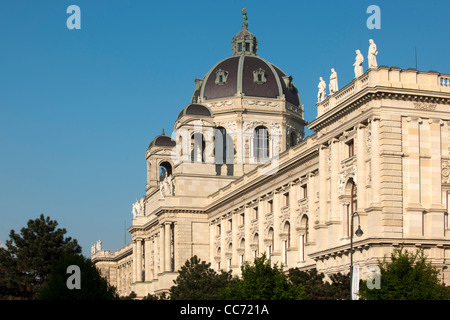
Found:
92,25 -> 450,298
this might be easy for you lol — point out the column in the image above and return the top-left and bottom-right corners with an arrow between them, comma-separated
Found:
136,239 -> 142,282
371,118 -> 381,205
356,124 -> 367,209
144,238 -> 152,282
273,191 -> 281,260
160,225 -> 165,273
244,205 -> 252,263
132,240 -> 137,283
329,138 -> 340,246
317,144 -> 329,249
153,236 -> 158,278
165,223 -> 171,272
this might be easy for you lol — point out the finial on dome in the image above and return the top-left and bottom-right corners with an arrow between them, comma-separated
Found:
232,8 -> 257,56
241,7 -> 248,29
162,128 -> 165,136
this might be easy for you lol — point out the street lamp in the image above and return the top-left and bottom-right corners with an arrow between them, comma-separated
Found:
350,211 -> 363,300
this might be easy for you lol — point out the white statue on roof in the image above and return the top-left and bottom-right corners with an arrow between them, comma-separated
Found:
368,39 -> 378,68
317,77 -> 327,102
354,49 -> 364,78
329,68 -> 338,94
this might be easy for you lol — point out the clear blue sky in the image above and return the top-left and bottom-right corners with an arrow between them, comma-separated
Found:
1,0 -> 449,257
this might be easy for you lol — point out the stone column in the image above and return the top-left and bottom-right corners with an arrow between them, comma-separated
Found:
370,118 -> 381,205
160,225 -> 165,273
136,239 -> 142,282
356,124 -> 367,209
317,144 -> 329,249
272,191 -> 281,261
144,238 -> 152,282
153,236 -> 158,278
132,240 -> 137,283
244,205 -> 252,263
165,223 -> 171,272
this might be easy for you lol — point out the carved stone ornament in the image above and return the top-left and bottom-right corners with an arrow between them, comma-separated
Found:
442,160 -> 450,184
413,102 -> 437,111
244,100 -> 279,107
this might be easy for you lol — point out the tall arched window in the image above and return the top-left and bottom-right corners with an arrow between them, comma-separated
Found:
191,132 -> 205,163
299,215 -> 308,262
214,127 -> 234,175
159,161 -> 172,182
289,131 -> 297,147
254,126 -> 269,161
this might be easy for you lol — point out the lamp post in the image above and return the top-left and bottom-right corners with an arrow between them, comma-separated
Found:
350,211 -> 363,300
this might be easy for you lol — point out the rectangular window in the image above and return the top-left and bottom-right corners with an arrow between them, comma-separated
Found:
284,192 -> 290,207
301,184 -> 308,199
245,42 -> 250,51
346,139 -> 355,158
238,43 -> 242,52
253,207 -> 259,220
268,200 -> 273,213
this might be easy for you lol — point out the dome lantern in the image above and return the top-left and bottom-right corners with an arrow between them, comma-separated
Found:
232,8 -> 258,56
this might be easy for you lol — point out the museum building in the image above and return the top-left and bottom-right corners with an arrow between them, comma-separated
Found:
92,12 -> 450,297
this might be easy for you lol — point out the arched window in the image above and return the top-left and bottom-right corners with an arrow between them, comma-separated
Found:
252,233 -> 259,258
266,227 -> 274,258
214,126 -> 234,176
159,161 -> 172,182
191,132 -> 205,163
214,127 -> 227,165
289,131 -> 297,147
254,126 -> 269,161
299,215 -> 309,262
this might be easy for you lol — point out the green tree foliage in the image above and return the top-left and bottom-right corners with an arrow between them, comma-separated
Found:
170,255 -> 232,300
288,268 -> 350,300
221,254 -> 305,300
0,214 -> 82,299
38,253 -> 118,300
358,247 -> 450,300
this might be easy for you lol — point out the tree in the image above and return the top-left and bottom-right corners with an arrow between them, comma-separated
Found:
170,255 -> 232,300
288,268 -> 350,300
38,253 -> 118,300
358,247 -> 450,300
221,254 -> 305,300
0,214 -> 82,299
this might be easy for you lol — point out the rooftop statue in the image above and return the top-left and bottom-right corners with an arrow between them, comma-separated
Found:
241,7 -> 248,28
317,77 -> 327,102
354,49 -> 364,78
329,68 -> 339,94
368,39 -> 378,68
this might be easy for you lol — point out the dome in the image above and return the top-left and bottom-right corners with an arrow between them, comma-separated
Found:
191,55 -> 301,106
190,14 -> 301,107
148,131 -> 176,149
177,103 -> 213,120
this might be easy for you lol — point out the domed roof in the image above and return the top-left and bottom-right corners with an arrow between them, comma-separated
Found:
148,130 -> 176,149
191,13 -> 301,107
177,103 -> 213,120
191,55 -> 301,106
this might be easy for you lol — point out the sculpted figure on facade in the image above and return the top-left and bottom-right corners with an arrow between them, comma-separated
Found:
329,68 -> 338,94
96,240 -> 102,251
132,197 -> 145,218
368,39 -> 378,68
160,174 -> 174,199
317,77 -> 327,102
353,49 -> 364,78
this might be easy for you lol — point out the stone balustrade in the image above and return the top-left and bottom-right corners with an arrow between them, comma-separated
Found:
316,66 -> 450,117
